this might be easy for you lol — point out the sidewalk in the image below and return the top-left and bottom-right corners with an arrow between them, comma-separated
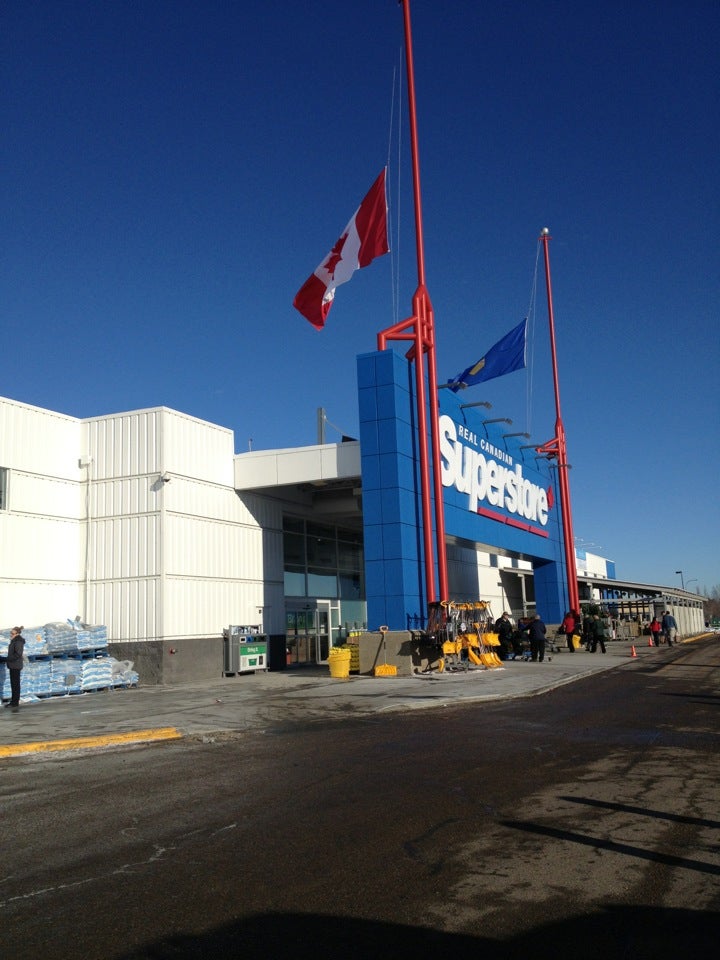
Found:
0,639 -> 684,759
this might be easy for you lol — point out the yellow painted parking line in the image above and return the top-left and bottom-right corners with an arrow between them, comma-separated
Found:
0,726 -> 182,758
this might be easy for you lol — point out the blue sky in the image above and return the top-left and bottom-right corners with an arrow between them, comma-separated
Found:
3,0 -> 718,594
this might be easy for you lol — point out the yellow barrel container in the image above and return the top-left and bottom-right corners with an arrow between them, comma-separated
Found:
327,646 -> 352,679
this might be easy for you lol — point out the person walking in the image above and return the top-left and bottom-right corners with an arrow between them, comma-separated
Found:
649,616 -> 662,646
521,614 -> 547,662
661,610 -> 678,646
6,625 -> 25,710
590,615 -> 607,654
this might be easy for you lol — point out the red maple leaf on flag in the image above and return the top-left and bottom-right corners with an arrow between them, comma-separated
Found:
323,233 -> 348,280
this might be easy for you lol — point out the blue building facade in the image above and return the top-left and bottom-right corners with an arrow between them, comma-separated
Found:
358,349 -> 569,630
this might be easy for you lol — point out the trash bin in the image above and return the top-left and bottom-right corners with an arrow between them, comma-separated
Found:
237,637 -> 268,673
223,632 -> 240,674
327,646 -> 351,679
223,626 -> 267,675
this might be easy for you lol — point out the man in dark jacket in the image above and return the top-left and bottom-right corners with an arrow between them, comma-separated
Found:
521,614 -> 547,662
494,612 -> 515,660
590,615 -> 607,654
6,626 -> 25,709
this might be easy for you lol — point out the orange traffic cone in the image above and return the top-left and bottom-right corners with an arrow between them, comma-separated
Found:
648,636 -> 653,647
630,645 -> 637,658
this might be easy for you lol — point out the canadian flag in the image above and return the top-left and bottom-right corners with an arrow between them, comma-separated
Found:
293,169 -> 389,329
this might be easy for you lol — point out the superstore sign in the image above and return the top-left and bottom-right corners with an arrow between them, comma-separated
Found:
439,415 -> 552,537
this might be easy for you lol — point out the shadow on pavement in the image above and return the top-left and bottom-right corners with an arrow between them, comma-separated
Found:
121,906 -> 718,959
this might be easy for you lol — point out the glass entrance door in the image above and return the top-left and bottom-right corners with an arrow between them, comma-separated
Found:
315,601 -> 330,663
285,601 -> 339,665
286,608 -> 312,665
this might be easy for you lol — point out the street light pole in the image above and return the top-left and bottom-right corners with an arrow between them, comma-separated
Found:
675,570 -> 685,590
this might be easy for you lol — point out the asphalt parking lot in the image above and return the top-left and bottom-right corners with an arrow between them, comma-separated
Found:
2,636 -> 695,759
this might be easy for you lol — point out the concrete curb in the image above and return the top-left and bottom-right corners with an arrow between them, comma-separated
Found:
0,726 -> 182,759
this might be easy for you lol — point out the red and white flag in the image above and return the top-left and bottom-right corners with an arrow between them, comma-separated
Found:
293,168 -> 389,329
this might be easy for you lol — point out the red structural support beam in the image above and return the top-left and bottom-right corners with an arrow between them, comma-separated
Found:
377,0 -> 448,606
536,229 -> 580,614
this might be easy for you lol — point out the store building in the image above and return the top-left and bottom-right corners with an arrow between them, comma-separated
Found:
0,356 -> 706,683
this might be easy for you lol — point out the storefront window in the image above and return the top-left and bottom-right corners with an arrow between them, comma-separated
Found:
283,531 -> 305,566
283,517 -> 363,603
306,521 -> 335,540
339,572 -> 362,599
284,567 -> 306,596
306,535 -> 337,568
307,569 -> 337,597
338,539 -> 362,571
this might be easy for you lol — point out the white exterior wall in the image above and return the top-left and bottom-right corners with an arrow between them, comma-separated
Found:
234,441 -> 361,489
1,396 -> 286,643
576,551 -> 610,578
0,397 -> 83,626
163,486 -> 284,639
673,601 -> 704,636
82,408 -> 163,641
81,406 -> 284,642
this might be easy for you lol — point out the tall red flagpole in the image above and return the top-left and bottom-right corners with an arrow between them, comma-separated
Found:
535,228 -> 580,614
377,0 -> 448,606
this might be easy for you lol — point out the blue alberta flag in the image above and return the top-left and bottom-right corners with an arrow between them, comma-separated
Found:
447,318 -> 527,392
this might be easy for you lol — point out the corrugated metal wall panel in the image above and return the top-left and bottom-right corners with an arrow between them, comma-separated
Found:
91,515 -> 161,580
160,483 -> 284,530
2,400 -> 296,643
0,579 -> 81,627
0,397 -> 80,479
163,578 -> 286,639
10,473 -> 82,519
165,514 -> 263,579
89,577 -> 160,642
263,526 -> 284,574
167,480 -> 247,524
164,578 -> 270,638
0,400 -> 85,626
83,408 -> 236,485
163,411 -> 234,485
237,491 -> 283,529
0,512 -> 82,580
90,477 -> 158,519
83,409 -> 162,481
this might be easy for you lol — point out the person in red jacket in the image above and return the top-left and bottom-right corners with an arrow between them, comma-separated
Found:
649,616 -> 662,646
561,610 -> 579,653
